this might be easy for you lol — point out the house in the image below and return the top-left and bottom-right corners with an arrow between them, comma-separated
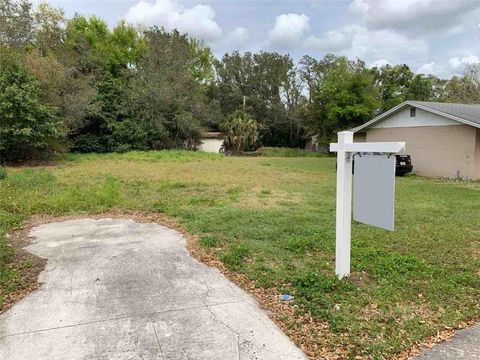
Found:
353,101 -> 480,179
199,132 -> 224,153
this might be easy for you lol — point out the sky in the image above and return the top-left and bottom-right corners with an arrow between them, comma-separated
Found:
45,0 -> 480,78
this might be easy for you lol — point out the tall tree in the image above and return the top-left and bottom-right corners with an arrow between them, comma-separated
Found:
34,3 -> 65,54
373,64 -> 442,110
0,53 -> 64,161
189,39 -> 215,86
442,64 -> 480,104
0,0 -> 35,47
302,55 -> 380,144
0,0 -> 461,160
63,17 -> 149,151
213,51 -> 303,147
374,64 -> 413,110
130,28 -> 213,150
406,74 -> 441,102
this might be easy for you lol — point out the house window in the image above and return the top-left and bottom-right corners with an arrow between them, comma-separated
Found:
410,107 -> 416,117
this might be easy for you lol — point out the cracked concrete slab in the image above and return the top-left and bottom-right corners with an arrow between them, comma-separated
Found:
415,323 -> 480,360
0,218 -> 306,360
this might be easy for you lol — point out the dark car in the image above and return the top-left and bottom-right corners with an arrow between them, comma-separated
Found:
337,154 -> 413,176
395,154 -> 413,176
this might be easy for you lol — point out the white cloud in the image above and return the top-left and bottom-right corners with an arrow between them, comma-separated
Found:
227,27 -> 248,46
267,13 -> 310,50
353,28 -> 427,63
121,0 -> 478,79
448,58 -> 462,69
124,0 -> 222,42
304,27 -> 356,52
415,56 -> 480,78
372,59 -> 390,68
417,62 -> 436,74
349,0 -> 480,33
448,55 -> 480,69
212,27 -> 250,54
305,26 -> 427,65
447,24 -> 467,36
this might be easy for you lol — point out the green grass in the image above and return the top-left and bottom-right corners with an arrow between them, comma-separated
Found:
1,150 -> 479,358
58,149 -> 223,162
258,146 -> 326,157
0,167 -> 7,180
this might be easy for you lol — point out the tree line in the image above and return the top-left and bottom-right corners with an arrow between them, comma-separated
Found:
1,0 -> 479,162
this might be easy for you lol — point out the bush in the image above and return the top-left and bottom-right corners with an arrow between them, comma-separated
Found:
0,167 -> 7,180
164,112 -> 202,150
71,134 -> 106,153
108,119 -> 149,152
0,57 -> 64,162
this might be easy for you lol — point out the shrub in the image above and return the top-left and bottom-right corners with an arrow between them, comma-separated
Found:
0,57 -> 64,162
108,119 -> 149,152
71,134 -> 106,153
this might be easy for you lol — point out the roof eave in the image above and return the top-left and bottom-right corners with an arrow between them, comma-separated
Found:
353,100 -> 480,132
410,102 -> 480,129
353,101 -> 412,133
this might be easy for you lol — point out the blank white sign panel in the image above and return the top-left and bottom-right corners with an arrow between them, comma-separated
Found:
353,154 -> 396,231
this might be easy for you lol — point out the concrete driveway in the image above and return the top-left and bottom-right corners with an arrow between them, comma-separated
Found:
415,323 -> 480,360
0,219 -> 306,360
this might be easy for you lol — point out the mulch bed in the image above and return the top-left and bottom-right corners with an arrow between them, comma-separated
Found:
2,211 -> 477,359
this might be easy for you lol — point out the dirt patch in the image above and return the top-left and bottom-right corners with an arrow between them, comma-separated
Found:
3,211 -> 479,360
235,188 -> 304,209
1,223 -> 47,315
348,271 -> 372,289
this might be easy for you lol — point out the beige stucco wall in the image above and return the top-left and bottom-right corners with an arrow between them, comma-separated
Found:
365,125 -> 478,179
199,138 -> 224,153
475,129 -> 480,178
353,132 -> 366,143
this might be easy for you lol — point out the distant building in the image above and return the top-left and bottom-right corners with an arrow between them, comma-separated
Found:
199,132 -> 224,153
304,134 -> 319,152
305,134 -> 330,153
352,101 -> 480,179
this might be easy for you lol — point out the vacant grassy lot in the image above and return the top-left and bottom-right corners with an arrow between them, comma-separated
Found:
1,151 -> 479,359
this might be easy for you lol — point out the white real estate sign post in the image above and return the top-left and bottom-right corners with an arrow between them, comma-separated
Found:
330,131 -> 405,279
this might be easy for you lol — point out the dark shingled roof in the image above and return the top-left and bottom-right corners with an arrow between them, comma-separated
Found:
353,100 -> 480,132
201,132 -> 223,139
410,101 -> 480,126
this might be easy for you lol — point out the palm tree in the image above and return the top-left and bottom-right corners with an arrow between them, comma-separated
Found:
221,111 -> 259,154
